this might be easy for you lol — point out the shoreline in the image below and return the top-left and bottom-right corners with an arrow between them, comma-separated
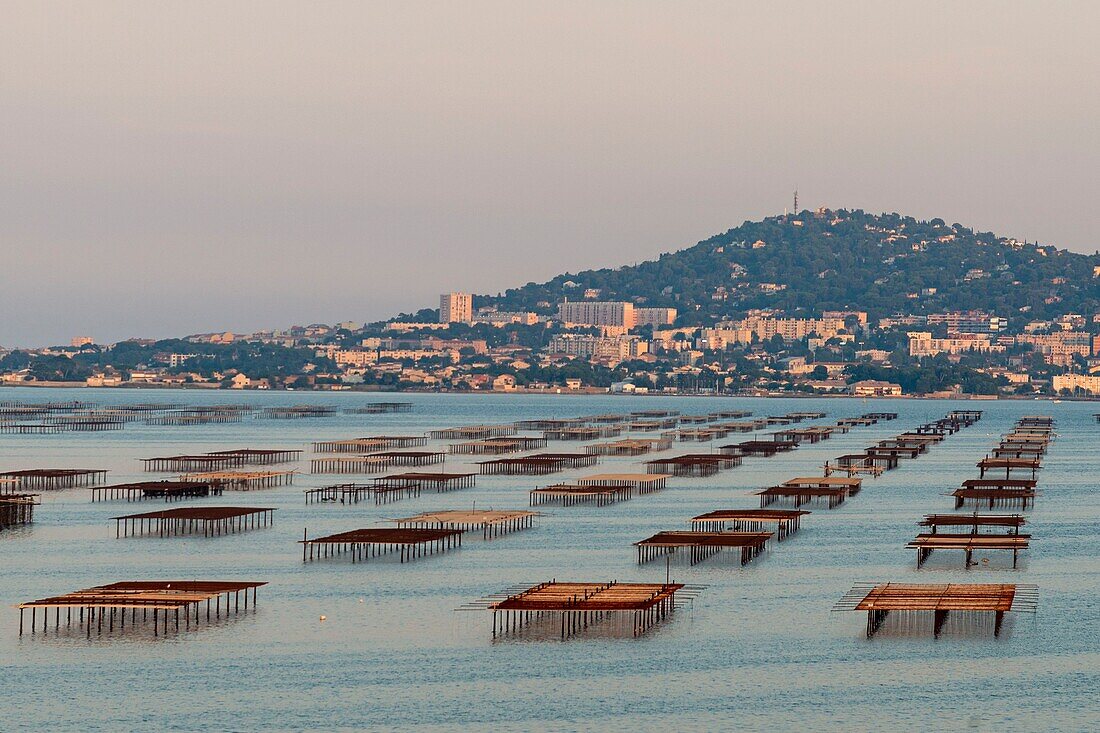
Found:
0,382 -> 1081,401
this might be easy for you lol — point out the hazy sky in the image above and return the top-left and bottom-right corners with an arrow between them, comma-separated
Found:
3,1 -> 1099,347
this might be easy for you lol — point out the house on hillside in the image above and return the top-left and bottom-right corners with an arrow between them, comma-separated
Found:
492,374 -> 517,392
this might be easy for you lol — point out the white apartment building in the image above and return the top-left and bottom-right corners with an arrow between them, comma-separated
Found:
1053,374 -> 1100,394
557,301 -> 635,329
471,310 -> 539,326
548,334 -> 648,361
634,307 -> 677,328
702,317 -> 847,347
908,332 -> 1002,357
439,292 -> 473,324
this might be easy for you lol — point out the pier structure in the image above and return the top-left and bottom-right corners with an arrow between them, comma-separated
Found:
471,581 -> 691,639
300,527 -> 462,563
834,583 -> 1037,638
393,509 -> 538,540
634,531 -> 771,566
305,482 -> 423,505
17,581 -> 265,637
690,509 -> 808,540
312,436 -> 427,453
0,493 -> 38,530
113,507 -> 275,538
91,480 -> 223,503
0,469 -> 108,492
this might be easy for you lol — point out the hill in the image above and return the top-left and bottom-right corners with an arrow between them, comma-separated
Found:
484,209 -> 1100,325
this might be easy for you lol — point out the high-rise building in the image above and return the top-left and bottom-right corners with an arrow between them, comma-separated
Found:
548,334 -> 648,362
439,293 -> 473,324
634,307 -> 677,328
557,301 -> 635,329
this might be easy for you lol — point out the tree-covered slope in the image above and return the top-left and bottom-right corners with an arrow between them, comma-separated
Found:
486,210 -> 1100,325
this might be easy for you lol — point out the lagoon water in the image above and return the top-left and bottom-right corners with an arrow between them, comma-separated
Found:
1,387 -> 1098,732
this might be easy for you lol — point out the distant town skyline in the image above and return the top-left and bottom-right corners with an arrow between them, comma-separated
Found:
4,2 -> 1100,347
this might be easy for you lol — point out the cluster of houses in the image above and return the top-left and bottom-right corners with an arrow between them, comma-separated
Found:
5,297 -> 1100,396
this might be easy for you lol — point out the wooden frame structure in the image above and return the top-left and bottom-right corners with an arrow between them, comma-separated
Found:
577,473 -> 670,492
113,507 -> 276,537
259,406 -> 336,419
825,453 -> 894,477
678,414 -> 717,424
144,411 -> 245,425
758,477 -> 862,509
773,427 -> 834,443
180,470 -> 295,490
977,457 -> 1041,479
305,482 -> 422,505
585,437 -> 672,456
477,453 -> 597,476
17,580 -> 266,637
344,402 -> 412,414
374,472 -> 476,492
837,417 -> 876,427
952,479 -> 1036,509
429,425 -> 516,440
300,527 -> 462,563
448,436 -> 548,455
690,509 -> 808,540
878,438 -> 932,453
894,432 -> 944,444
478,581 -> 688,639
834,582 -> 1037,638
672,427 -> 724,442
393,509 -> 537,539
991,445 -> 1045,459
908,533 -> 1030,568
529,483 -> 634,507
1,493 -> 38,530
142,455 -> 245,472
0,469 -> 108,491
634,531 -> 771,566
312,436 -> 427,453
786,411 -> 827,420
626,418 -> 678,431
207,448 -> 302,465
644,454 -> 741,477
42,416 -> 125,431
720,440 -> 797,457
543,425 -> 623,441
91,480 -> 223,503
0,420 -> 65,431
513,418 -> 588,430
868,445 -> 922,460
310,451 -> 445,474
920,513 -> 1026,533
785,476 -> 863,490
946,410 -> 983,423
711,410 -> 753,419
713,421 -> 760,434
585,413 -> 628,424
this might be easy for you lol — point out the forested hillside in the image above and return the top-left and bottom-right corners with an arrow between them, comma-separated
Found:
485,210 -> 1100,325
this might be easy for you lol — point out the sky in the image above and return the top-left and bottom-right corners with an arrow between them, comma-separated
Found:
3,1 -> 1099,347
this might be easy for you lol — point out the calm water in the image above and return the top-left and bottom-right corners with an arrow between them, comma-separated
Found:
1,387 -> 1098,732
